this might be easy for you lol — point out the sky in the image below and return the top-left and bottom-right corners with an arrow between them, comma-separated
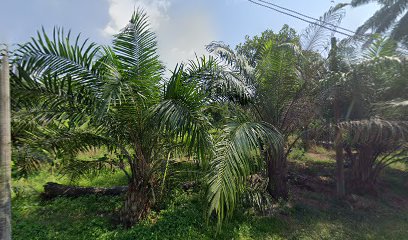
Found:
0,0 -> 379,70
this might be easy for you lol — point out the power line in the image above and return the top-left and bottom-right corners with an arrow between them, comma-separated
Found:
256,0 -> 356,34
247,0 -> 354,37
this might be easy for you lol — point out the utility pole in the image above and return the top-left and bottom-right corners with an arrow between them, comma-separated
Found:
0,47 -> 12,240
330,37 -> 345,197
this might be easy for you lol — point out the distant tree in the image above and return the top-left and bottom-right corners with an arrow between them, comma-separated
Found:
321,34 -> 408,193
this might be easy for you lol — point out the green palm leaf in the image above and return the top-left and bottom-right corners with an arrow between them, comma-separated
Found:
207,121 -> 282,228
206,43 -> 256,102
17,28 -> 100,87
301,5 -> 346,51
111,9 -> 163,100
11,66 -> 98,123
352,0 -> 408,41
154,64 -> 213,162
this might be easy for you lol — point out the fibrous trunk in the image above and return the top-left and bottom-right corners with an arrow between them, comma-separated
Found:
352,145 -> 376,190
334,127 -> 345,197
266,150 -> 288,200
120,178 -> 152,228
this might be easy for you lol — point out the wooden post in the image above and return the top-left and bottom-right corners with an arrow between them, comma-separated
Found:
0,48 -> 12,240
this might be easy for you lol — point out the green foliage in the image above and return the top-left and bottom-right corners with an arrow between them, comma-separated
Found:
11,157 -> 408,240
207,121 -> 282,228
13,9 -> 287,228
12,146 -> 51,178
9,3 -> 408,236
300,5 -> 346,51
351,0 -> 408,41
288,148 -> 306,161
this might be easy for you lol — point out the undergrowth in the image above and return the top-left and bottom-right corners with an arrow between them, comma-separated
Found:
12,153 -> 408,240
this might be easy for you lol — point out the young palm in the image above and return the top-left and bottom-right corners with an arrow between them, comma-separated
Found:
14,10 -> 168,226
154,56 -> 284,227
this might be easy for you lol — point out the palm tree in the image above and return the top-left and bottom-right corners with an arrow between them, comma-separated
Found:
13,9 -> 283,228
14,10 -> 164,226
206,36 -> 297,199
155,61 -> 283,227
338,119 -> 408,189
0,48 -> 12,240
318,24 -> 408,194
206,6 -> 349,200
351,0 -> 408,41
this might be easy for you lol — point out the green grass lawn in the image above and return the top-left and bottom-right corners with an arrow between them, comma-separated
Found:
12,151 -> 408,240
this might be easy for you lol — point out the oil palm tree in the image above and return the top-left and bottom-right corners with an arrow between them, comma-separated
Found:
351,0 -> 408,41
13,9 -> 283,228
155,61 -> 283,227
14,10 -> 166,226
205,6 -> 348,200
206,37 -> 296,199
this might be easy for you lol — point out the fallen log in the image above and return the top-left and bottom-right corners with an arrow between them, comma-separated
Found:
42,182 -> 128,199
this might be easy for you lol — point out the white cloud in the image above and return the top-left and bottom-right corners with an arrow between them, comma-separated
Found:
103,0 -> 170,35
157,7 -> 217,70
102,0 -> 217,72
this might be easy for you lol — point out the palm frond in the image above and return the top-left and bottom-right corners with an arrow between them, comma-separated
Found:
12,145 -> 52,178
338,119 -> 408,145
11,66 -> 98,123
16,27 -> 100,87
206,41 -> 255,81
60,156 -> 119,182
23,126 -> 114,158
111,8 -> 163,101
354,0 -> 408,37
351,0 -> 377,7
391,12 -> 408,41
186,55 -> 255,103
301,5 -> 346,51
154,65 -> 213,163
207,121 -> 282,228
360,36 -> 398,60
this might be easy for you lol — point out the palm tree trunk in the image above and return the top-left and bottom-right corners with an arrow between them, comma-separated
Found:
120,157 -> 153,228
266,149 -> 288,200
330,37 -> 345,197
0,50 -> 12,240
352,145 -> 376,190
334,127 -> 345,197
120,178 -> 152,227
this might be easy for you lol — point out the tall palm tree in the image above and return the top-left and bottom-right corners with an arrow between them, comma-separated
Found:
0,48 -> 12,240
351,0 -> 408,41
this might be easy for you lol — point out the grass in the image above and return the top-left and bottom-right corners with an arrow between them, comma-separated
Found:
12,150 -> 408,240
